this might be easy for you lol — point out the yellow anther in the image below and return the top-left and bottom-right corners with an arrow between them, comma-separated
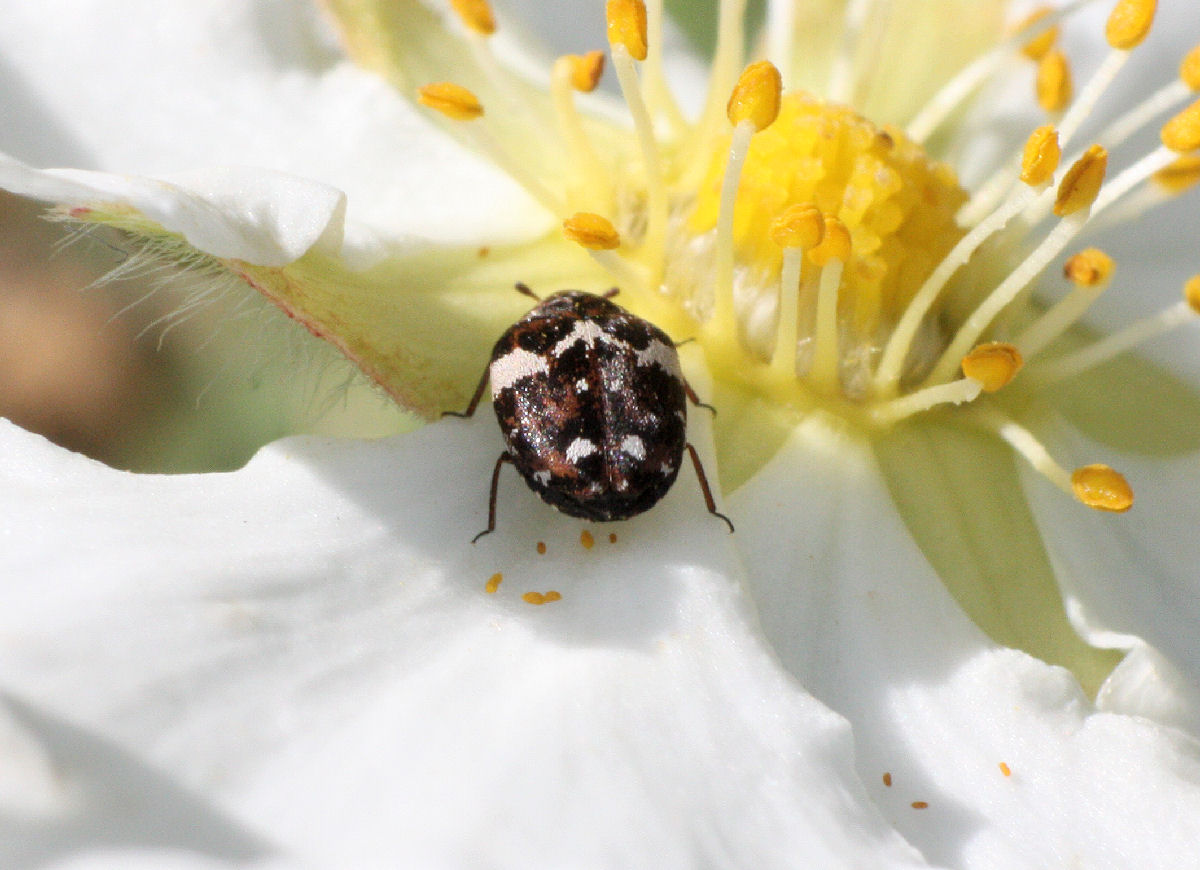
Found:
1020,125 -> 1062,186
563,212 -> 621,250
808,216 -> 851,267
769,203 -> 824,250
1037,50 -> 1073,113
726,61 -> 783,132
417,82 -> 484,120
1071,464 -> 1133,512
485,572 -> 503,594
1185,275 -> 1200,314
567,51 -> 606,93
1162,99 -> 1200,153
1017,7 -> 1059,61
1063,248 -> 1115,287
449,0 -> 496,36
1105,0 -> 1156,50
1054,145 -> 1108,216
1182,44 -> 1200,91
1153,155 -> 1200,193
961,342 -> 1023,392
606,0 -> 647,62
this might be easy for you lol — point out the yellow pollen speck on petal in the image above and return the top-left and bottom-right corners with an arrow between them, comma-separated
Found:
999,762 -> 1012,777
1017,7 -> 1059,61
770,203 -> 824,250
536,541 -> 547,554
417,82 -> 483,120
912,801 -> 929,810
563,212 -> 621,249
523,591 -> 546,605
1021,125 -> 1062,186
727,61 -> 783,132
1182,45 -> 1200,91
1162,99 -> 1200,153
882,772 -> 893,787
568,51 -> 606,92
485,572 -> 503,594
580,529 -> 595,549
1071,464 -> 1133,512
1153,155 -> 1200,193
606,0 -> 648,62
1064,248 -> 1115,287
1037,50 -> 1073,113
809,216 -> 851,267
544,590 -> 563,602
1105,0 -> 1156,50
1184,275 -> 1200,313
449,0 -> 496,35
962,342 -> 1023,392
1054,145 -> 1108,216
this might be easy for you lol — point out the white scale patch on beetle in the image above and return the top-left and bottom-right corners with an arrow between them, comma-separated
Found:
634,340 -> 682,376
552,319 -> 611,356
566,437 -> 598,462
490,347 -> 550,392
621,435 -> 647,460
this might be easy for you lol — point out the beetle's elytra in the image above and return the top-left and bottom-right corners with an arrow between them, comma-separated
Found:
448,284 -> 733,542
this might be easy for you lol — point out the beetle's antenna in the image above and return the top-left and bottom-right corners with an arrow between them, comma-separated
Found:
515,281 -> 540,300
603,287 -> 620,299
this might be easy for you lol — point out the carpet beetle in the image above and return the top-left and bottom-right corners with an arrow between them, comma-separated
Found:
448,283 -> 734,542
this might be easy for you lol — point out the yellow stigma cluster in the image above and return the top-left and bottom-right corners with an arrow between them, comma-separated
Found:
688,94 -> 966,341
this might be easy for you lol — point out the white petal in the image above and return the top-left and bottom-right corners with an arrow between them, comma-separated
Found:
0,419 -> 932,869
42,853 -> 301,870
0,1 -> 544,250
0,154 -> 345,265
1020,413 -> 1200,736
732,413 -> 1200,869
0,692 -> 280,868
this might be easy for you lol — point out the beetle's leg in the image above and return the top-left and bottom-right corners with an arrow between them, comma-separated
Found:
472,452 -> 515,543
442,366 -> 490,418
602,287 -> 620,299
681,379 -> 717,415
685,443 -> 734,533
515,281 -> 540,301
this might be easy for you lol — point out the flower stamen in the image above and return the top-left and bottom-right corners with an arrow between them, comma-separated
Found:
962,342 -> 1023,393
607,0 -> 669,277
1015,248 -> 1115,357
977,408 -> 1132,511
906,0 -> 1095,144
449,0 -> 496,36
808,217 -> 851,392
874,127 -> 1061,395
679,0 -> 748,189
769,204 -> 824,377
1029,275 -> 1200,386
710,61 -> 782,332
1037,49 -> 1074,113
551,53 -> 612,212
563,212 -> 646,291
1071,464 -> 1134,512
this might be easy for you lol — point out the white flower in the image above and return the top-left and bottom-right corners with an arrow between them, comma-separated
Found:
3,1 -> 1200,868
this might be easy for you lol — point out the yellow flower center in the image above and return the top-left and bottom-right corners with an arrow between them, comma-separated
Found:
682,93 -> 968,385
